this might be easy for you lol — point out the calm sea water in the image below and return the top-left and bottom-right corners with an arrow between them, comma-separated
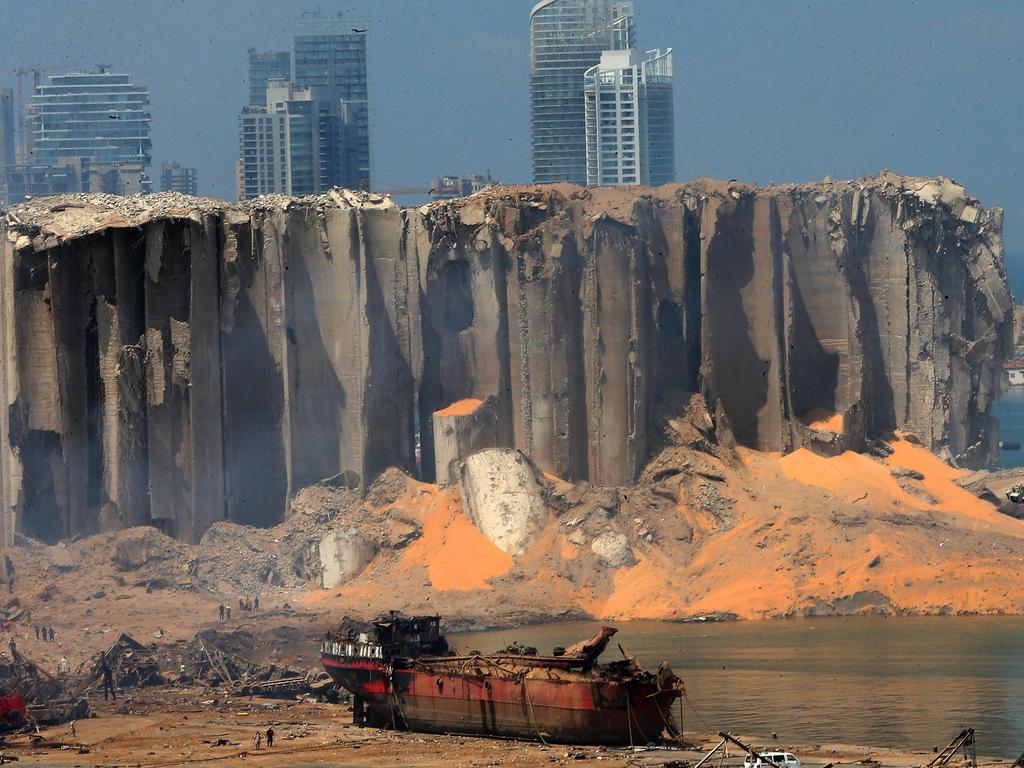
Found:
453,616 -> 1024,758
995,388 -> 1024,469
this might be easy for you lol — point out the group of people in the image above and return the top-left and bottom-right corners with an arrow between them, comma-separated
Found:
252,727 -> 274,750
239,595 -> 260,613
34,625 -> 55,642
217,595 -> 260,621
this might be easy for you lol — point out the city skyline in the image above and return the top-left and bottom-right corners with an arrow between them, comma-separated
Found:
0,1 -> 1022,274
530,0 -> 635,184
239,13 -> 371,198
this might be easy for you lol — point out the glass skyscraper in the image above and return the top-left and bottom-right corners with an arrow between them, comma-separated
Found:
530,0 -> 634,184
290,14 -> 370,190
30,72 -> 151,178
239,80 -> 346,199
584,48 -> 674,186
247,49 -> 291,107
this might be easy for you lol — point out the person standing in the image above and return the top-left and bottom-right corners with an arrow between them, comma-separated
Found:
4,554 -> 14,594
218,604 -> 225,621
33,626 -> 39,641
253,731 -> 262,750
101,659 -> 116,701
254,595 -> 259,612
225,607 -> 231,621
265,727 -> 274,747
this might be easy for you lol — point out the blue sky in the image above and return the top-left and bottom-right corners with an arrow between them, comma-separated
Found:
3,0 -> 1023,282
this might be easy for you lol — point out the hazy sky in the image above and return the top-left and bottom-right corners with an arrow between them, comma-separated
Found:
3,0 -> 1023,278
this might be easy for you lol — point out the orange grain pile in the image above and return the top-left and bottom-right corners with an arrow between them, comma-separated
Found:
779,447 -> 925,508
398,489 -> 513,591
799,408 -> 844,432
434,398 -> 484,417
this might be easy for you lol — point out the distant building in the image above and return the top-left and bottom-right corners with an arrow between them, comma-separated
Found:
239,79 -> 347,199
0,88 -> 14,204
584,48 -> 674,186
5,157 -> 145,202
4,162 -> 80,201
248,49 -> 290,107
530,0 -> 634,185
6,71 -> 152,202
29,72 -> 151,190
1006,358 -> 1024,387
290,13 -> 370,190
160,161 -> 198,195
430,174 -> 495,200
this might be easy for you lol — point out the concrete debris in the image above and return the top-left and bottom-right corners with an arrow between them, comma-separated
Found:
318,528 -> 377,588
459,449 -> 547,556
590,531 -> 636,568
0,173 -> 1011,545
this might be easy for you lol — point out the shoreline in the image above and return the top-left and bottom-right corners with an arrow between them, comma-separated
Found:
3,689 -> 1012,767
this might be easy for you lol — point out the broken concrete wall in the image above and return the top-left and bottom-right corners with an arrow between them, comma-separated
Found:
432,397 -> 500,485
0,174 -> 1010,543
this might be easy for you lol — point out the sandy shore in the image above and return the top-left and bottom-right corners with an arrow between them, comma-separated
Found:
0,687 -> 1000,768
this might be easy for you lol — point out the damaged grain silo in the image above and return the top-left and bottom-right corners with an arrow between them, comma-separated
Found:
0,173 -> 1012,545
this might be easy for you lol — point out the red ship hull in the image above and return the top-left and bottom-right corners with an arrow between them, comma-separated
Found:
321,651 -> 679,745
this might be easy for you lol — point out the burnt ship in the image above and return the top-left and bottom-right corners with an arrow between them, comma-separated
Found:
320,613 -> 684,745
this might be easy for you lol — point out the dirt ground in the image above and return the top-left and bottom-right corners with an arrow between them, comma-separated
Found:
0,689 -> 996,768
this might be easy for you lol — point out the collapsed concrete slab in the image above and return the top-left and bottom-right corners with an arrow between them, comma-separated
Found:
459,448 -> 548,556
318,527 -> 377,588
0,173 -> 1011,544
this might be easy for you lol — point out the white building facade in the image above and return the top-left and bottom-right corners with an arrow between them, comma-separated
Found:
584,48 -> 675,186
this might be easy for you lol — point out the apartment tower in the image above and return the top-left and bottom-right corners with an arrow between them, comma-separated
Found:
584,48 -> 674,185
529,0 -> 634,184
290,14 -> 370,190
29,72 -> 152,192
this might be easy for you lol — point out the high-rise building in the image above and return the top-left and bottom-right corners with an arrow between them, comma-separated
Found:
160,161 -> 198,195
290,13 -> 370,190
584,48 -> 674,186
239,79 -> 347,199
27,71 -> 152,193
530,0 -> 634,184
248,49 -> 290,106
0,88 -> 14,204
431,173 -> 495,200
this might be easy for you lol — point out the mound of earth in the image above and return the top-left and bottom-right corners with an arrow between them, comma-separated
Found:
10,406 -> 1024,673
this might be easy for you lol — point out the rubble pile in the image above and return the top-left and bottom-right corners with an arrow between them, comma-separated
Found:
0,627 -> 332,729
0,175 -> 1009,546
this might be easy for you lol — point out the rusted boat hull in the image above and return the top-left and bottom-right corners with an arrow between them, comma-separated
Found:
322,655 -> 677,744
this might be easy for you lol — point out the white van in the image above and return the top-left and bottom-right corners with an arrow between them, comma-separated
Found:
743,753 -> 801,768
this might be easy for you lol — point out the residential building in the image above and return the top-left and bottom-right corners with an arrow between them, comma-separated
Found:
584,48 -> 674,186
28,72 -> 152,192
238,79 -> 347,199
530,0 -> 634,184
290,13 -> 370,189
430,173 -> 495,200
248,49 -> 290,106
5,156 -> 145,203
160,161 -> 198,195
0,88 -> 14,204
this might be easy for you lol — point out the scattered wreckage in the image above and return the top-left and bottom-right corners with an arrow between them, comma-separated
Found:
0,631 -> 332,730
321,612 -> 685,745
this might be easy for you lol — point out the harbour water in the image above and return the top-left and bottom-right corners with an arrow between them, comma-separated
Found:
454,616 -> 1024,758
995,387 -> 1024,469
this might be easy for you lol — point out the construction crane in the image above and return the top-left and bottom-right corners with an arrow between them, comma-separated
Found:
359,179 -> 432,196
